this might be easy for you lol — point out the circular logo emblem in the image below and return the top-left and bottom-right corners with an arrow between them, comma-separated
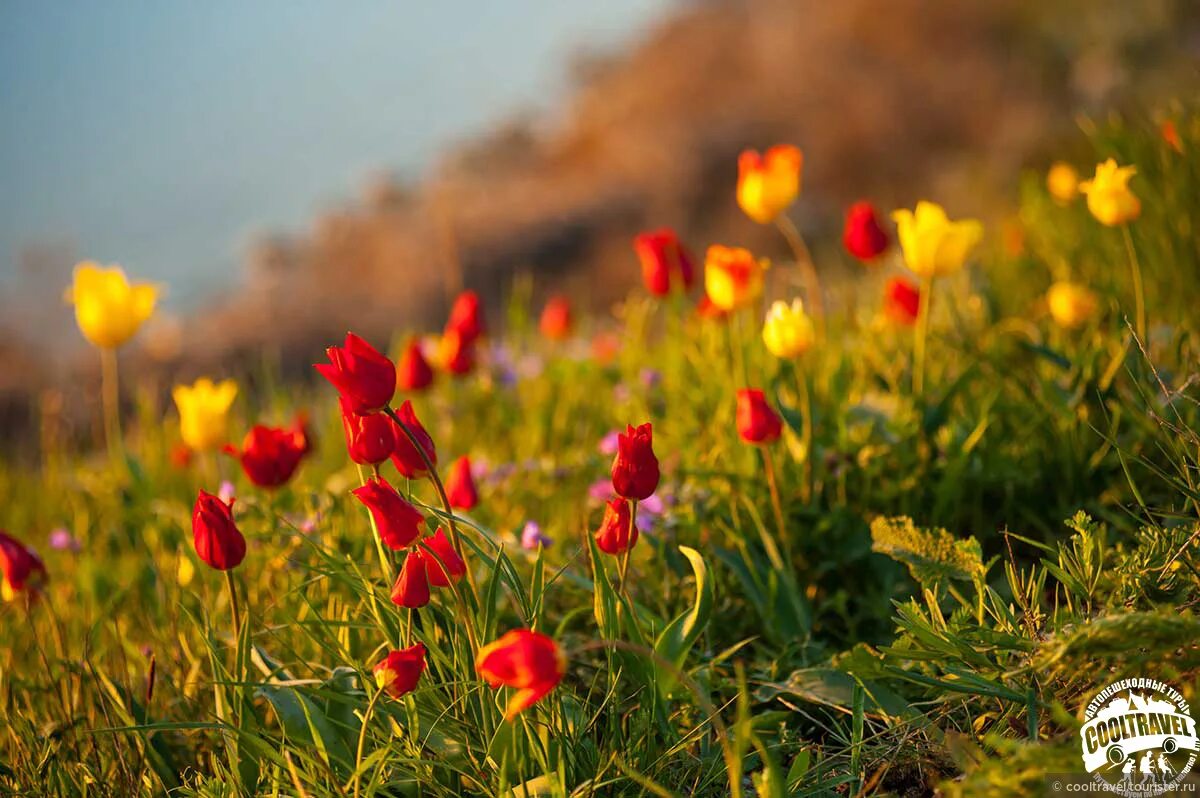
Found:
1080,678 -> 1197,796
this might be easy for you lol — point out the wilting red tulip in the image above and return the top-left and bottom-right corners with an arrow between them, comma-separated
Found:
539,295 -> 574,341
339,397 -> 395,466
314,332 -> 396,415
440,328 -> 476,376
223,425 -> 306,489
595,498 -> 636,555
843,201 -> 890,262
446,290 -> 485,344
611,423 -> 659,501
419,528 -> 466,587
736,389 -> 783,445
391,549 -> 431,608
0,530 -> 47,603
445,456 -> 479,510
477,629 -> 565,720
374,644 -> 426,699
390,400 -> 438,480
192,490 -> 246,571
352,477 -> 426,550
883,277 -> 921,326
397,339 -> 434,392
634,228 -> 695,296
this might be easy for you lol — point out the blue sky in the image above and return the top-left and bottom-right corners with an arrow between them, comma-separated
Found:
0,1 -> 669,307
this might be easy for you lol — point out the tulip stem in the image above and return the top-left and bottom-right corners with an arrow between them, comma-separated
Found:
405,608 -> 414,648
793,363 -> 813,504
224,570 -> 242,640
99,348 -> 124,466
913,274 -> 935,398
617,500 -> 637,595
760,449 -> 791,566
1122,225 -> 1147,342
775,216 -> 825,338
352,687 -> 384,798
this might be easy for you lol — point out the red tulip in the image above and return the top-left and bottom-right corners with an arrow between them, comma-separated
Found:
192,490 -> 246,571
314,332 -> 396,415
695,294 -> 728,321
390,400 -> 438,480
397,339 -> 434,392
391,549 -> 431,608
539,295 -> 573,341
883,277 -> 921,326
477,629 -> 565,719
0,530 -> 47,602
419,528 -> 466,587
842,201 -> 891,262
291,411 -> 316,457
223,425 -> 306,488
736,389 -> 782,445
611,423 -> 659,501
595,498 -> 636,555
353,477 -> 426,550
339,397 -> 395,466
374,644 -> 426,699
169,442 -> 194,470
441,328 -> 476,376
634,228 -> 695,296
446,290 -> 485,344
445,456 -> 479,511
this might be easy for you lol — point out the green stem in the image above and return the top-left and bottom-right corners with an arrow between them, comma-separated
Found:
760,448 -> 793,568
617,500 -> 637,595
224,569 -> 242,641
1122,225 -> 1147,342
913,273 -> 936,399
352,687 -> 385,798
99,347 -> 124,466
794,363 -> 813,503
775,215 -> 825,339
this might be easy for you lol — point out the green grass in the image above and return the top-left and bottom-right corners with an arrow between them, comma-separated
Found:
3,108 -> 1200,797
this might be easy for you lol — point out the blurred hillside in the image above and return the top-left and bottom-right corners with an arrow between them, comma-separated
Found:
2,0 -> 1198,443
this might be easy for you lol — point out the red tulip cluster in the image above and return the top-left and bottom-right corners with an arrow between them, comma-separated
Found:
592,422 -> 659,556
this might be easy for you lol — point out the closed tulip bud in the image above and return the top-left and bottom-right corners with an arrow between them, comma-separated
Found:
390,400 -> 438,480
1046,162 -> 1080,204
339,397 -> 395,466
373,644 -> 426,699
446,290 -> 485,343
891,201 -> 983,278
223,425 -> 306,489
439,328 -> 476,376
314,333 -> 396,415
633,228 -> 696,296
705,245 -> 767,312
539,295 -> 574,341
737,145 -> 802,224
883,277 -> 921,326
352,477 -> 425,550
1080,159 -> 1141,226
1046,281 -> 1098,329
842,201 -> 891,261
595,498 -> 636,555
0,531 -> 47,603
419,528 -> 466,587
396,339 -> 434,392
611,423 -> 659,501
762,299 -> 815,359
63,262 -> 158,350
736,389 -> 782,445
477,629 -> 565,720
445,456 -> 479,510
391,550 -> 431,608
191,490 -> 246,571
173,378 -> 238,452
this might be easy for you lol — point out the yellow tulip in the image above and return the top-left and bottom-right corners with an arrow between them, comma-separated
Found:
891,201 -> 983,278
1046,162 -> 1079,204
173,378 -> 238,451
1079,158 -> 1141,226
1046,281 -> 1098,329
762,299 -> 815,358
737,145 -> 802,224
704,245 -> 767,311
64,262 -> 158,349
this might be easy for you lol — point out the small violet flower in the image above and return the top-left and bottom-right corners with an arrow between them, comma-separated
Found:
521,521 -> 553,550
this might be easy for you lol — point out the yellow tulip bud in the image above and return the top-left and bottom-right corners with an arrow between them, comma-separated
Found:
762,299 -> 815,359
1046,162 -> 1080,204
891,201 -> 983,278
1079,159 -> 1140,226
64,262 -> 158,349
172,378 -> 238,451
1046,281 -> 1098,329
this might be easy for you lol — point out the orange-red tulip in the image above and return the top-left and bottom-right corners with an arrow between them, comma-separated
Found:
339,397 -> 395,466
440,328 -> 476,376
390,400 -> 438,480
0,530 -> 46,603
883,277 -> 921,326
736,389 -> 782,445
419,528 -> 466,587
397,339 -> 434,392
446,290 -> 485,344
595,498 -> 636,555
633,228 -> 695,296
223,425 -> 306,489
391,550 -> 431,609
842,201 -> 890,262
314,333 -> 396,415
192,490 -> 246,571
477,629 -> 565,719
353,477 -> 425,550
611,423 -> 660,501
445,456 -> 479,511
374,644 -> 426,699
539,295 -> 574,341
737,145 -> 802,224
